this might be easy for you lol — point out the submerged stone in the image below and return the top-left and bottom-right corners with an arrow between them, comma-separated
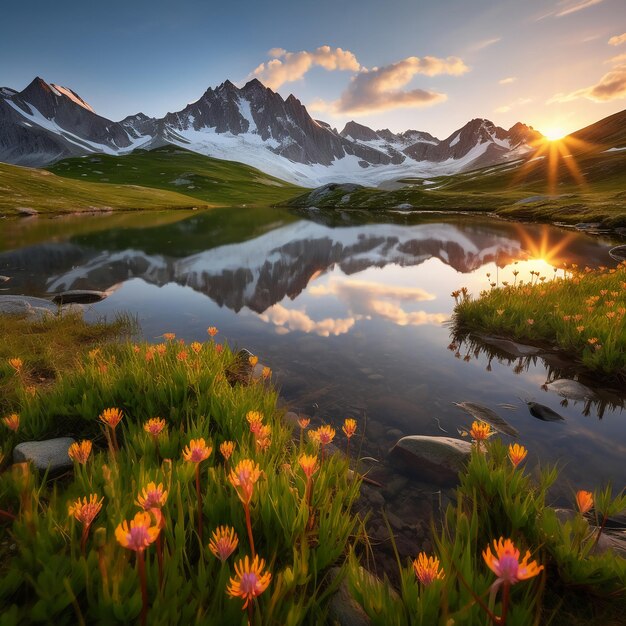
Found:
476,334 -> 543,358
13,437 -> 75,472
546,379 -> 596,401
51,290 -> 108,305
526,401 -> 565,422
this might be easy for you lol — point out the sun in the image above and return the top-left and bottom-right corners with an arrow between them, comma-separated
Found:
542,127 -> 567,141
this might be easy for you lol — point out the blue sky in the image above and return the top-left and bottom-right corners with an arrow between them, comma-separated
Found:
2,0 -> 626,138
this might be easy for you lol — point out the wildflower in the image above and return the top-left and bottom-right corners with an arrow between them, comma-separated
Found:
526,319 -> 534,325
298,454 -> 318,480
8,358 -> 22,372
209,525 -> 239,562
163,333 -> 176,341
587,337 -> 599,345
215,344 -> 223,354
483,537 -> 543,592
144,417 -> 166,437
69,494 -> 103,555
469,421 -> 493,443
2,413 -> 19,432
116,511 -> 160,551
576,325 -> 585,332
155,344 -> 167,356
342,418 -> 357,439
136,482 -> 168,511
229,459 -> 262,505
145,347 -> 155,362
220,440 -> 235,461
508,443 -> 527,467
191,341 -> 203,354
249,355 -> 259,368
576,490 -> 593,514
298,417 -> 310,429
413,553 -> 444,586
496,309 -> 504,316
88,348 -> 100,360
207,326 -> 218,337
176,350 -> 188,362
262,366 -> 271,380
227,555 -> 271,610
247,411 -> 264,435
315,425 -> 335,446
182,438 -> 212,464
68,440 -> 92,464
99,407 -> 123,428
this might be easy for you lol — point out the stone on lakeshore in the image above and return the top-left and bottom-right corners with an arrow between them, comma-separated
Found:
389,435 -> 472,485
51,290 -> 108,305
13,437 -> 75,472
0,295 -> 56,318
327,567 -> 372,626
609,244 -> 626,262
16,207 -> 39,216
476,334 -> 543,358
546,379 -> 596,401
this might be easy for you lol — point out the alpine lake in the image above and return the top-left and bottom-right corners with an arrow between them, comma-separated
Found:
2,207 -> 625,561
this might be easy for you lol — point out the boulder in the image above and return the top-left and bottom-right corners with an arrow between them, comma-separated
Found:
389,435 -> 472,485
0,295 -> 57,318
13,437 -> 75,472
546,379 -> 596,401
609,244 -> 626,262
51,290 -> 108,305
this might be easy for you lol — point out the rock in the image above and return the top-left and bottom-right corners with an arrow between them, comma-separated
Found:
526,401 -> 565,422
13,437 -> 75,472
593,531 -> 626,557
546,379 -> 596,401
388,436 -> 472,485
327,568 -> 371,626
0,275 -> 10,283
609,244 -> 626,262
16,207 -> 39,216
51,290 -> 108,305
0,295 -> 56,318
476,334 -> 543,358
283,411 -> 302,429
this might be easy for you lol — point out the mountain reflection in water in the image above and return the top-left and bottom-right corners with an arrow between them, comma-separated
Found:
1,209 -> 624,498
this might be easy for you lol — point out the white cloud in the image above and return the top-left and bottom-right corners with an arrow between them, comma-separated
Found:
555,0 -> 604,17
499,77 -> 517,85
259,304 -> 358,337
311,55 -> 468,115
609,32 -> 626,46
472,37 -> 502,51
251,46 -> 360,90
607,53 -> 626,64
548,63 -> 626,103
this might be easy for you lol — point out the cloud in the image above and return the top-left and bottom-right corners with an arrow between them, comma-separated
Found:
259,304 -> 358,337
309,279 -> 436,302
494,97 -> 533,113
554,0 -> 604,16
499,77 -> 517,85
548,64 -> 626,103
609,32 -> 626,46
607,53 -> 626,64
251,46 -> 360,89
311,56 -> 468,115
472,38 -> 502,51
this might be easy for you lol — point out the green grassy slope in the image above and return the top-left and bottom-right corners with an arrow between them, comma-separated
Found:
0,162 -> 210,216
284,149 -> 626,226
49,145 -> 303,207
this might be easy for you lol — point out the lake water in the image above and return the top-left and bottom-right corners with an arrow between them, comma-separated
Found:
2,208 -> 625,501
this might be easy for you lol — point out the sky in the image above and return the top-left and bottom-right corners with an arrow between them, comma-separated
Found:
2,0 -> 626,139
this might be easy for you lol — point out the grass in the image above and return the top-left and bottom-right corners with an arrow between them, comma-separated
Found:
0,162 -> 211,216
0,314 -> 624,624
0,311 -> 134,415
451,261 -> 626,379
284,150 -> 626,227
48,145 -> 303,208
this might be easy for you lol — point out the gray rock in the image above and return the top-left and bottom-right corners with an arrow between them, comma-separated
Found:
51,290 -> 108,305
13,437 -> 75,472
609,244 -> 626,262
0,295 -> 56,317
476,334 -> 543,358
0,275 -> 10,283
546,379 -> 596,401
389,435 -> 472,485
16,207 -> 39,216
283,411 -> 302,429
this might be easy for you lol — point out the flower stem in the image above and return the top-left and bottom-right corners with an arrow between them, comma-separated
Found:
244,502 -> 255,558
346,438 -> 350,460
500,581 -> 510,626
0,509 -> 16,521
80,526 -> 89,558
247,601 -> 254,626
195,464 -> 203,544
137,550 -> 148,626
592,514 -> 608,551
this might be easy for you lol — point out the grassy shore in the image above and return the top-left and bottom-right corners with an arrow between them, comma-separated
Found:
1,310 -> 625,624
452,261 -> 626,379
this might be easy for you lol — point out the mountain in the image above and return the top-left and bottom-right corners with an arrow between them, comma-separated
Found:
0,75 -> 565,186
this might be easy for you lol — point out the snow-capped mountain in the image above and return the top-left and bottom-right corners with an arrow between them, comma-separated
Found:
0,76 -> 543,185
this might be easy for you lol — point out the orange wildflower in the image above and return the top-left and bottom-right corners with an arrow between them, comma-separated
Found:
68,440 -> 93,464
249,355 -> 259,368
483,538 -> 543,592
227,555 -> 271,609
176,350 -> 188,362
182,438 -> 212,464
163,333 -> 176,341
155,344 -> 167,356
191,341 -> 203,354
261,366 -> 271,379
297,417 -> 310,429
207,326 -> 218,337
145,347 -> 155,362
246,410 -> 264,434
342,418 -> 357,439
220,440 -> 236,461
469,420 -> 493,443
143,417 -> 166,437
208,525 -> 239,562
298,454 -> 318,479
413,553 -> 444,586
2,413 -> 19,432
508,443 -> 528,468
315,425 -> 335,445
136,482 -> 168,510
576,490 -> 593,514
229,459 -> 261,505
8,358 -> 23,372
68,494 -> 103,527
99,407 -> 123,428
115,511 -> 160,552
